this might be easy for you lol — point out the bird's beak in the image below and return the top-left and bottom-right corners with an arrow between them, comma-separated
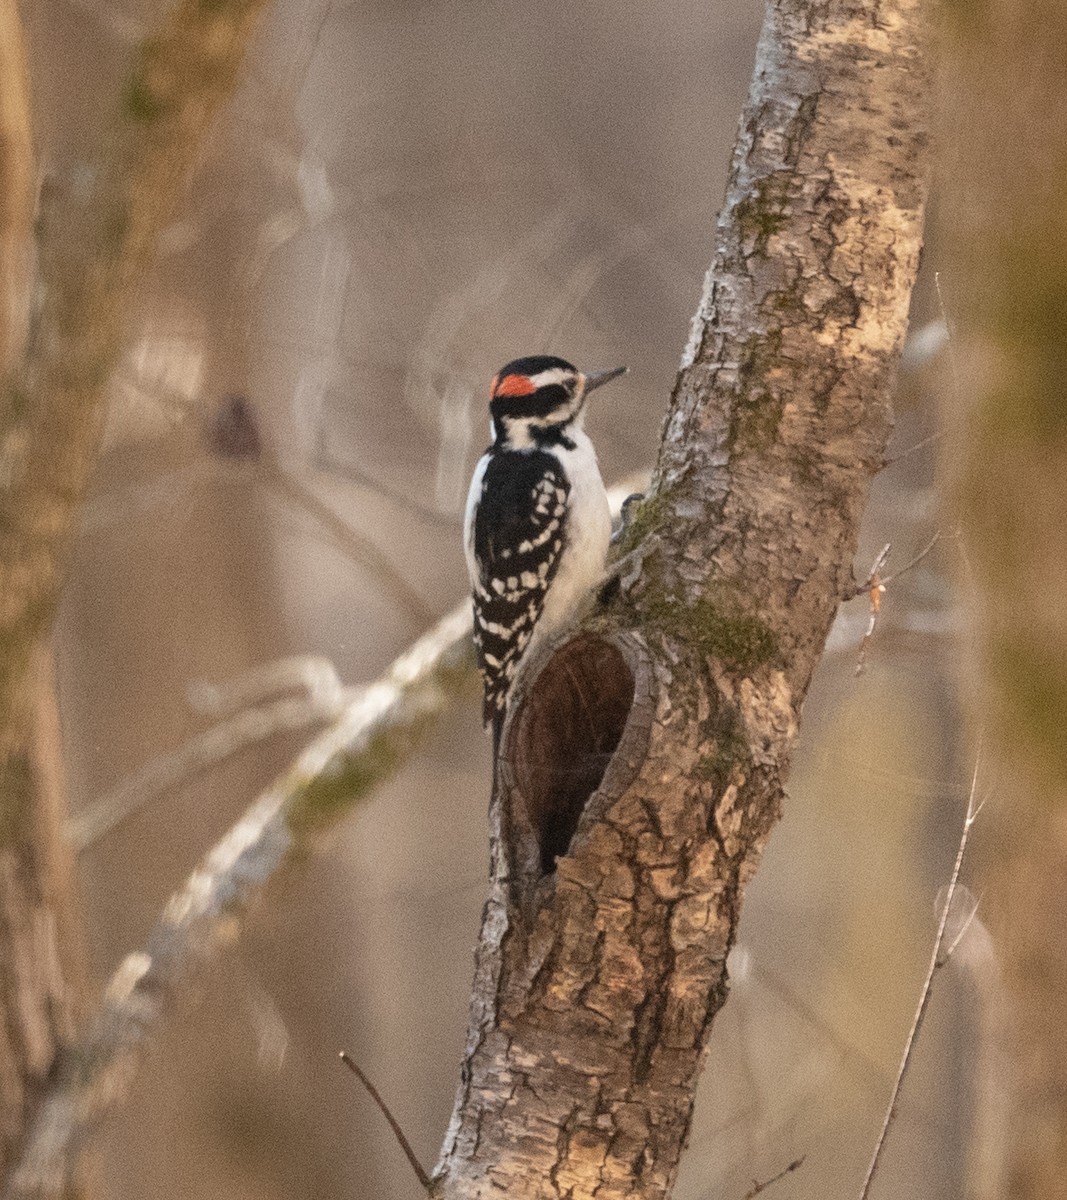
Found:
583,365 -> 628,395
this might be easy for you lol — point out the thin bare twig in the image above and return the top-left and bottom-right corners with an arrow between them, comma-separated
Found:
264,462 -> 436,624
851,532 -> 942,674
339,1052 -> 431,1192
882,428 -> 944,468
934,273 -> 963,399
741,1156 -> 806,1200
939,887 -> 984,966
857,747 -> 983,1200
850,531 -> 942,602
68,675 -> 358,851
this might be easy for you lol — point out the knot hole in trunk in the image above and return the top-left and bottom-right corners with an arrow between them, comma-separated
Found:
507,634 -> 636,874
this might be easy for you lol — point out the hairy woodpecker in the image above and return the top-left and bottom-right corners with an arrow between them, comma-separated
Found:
464,355 -> 626,751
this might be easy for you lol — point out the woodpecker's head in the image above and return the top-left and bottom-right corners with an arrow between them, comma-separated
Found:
488,355 -> 627,449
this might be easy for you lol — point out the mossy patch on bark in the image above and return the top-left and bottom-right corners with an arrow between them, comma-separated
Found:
733,173 -> 792,256
640,575 -> 779,674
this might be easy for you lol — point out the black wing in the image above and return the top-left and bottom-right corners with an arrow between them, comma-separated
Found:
471,449 -> 569,727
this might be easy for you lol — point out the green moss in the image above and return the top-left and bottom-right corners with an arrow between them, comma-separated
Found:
691,594 -> 778,669
287,733 -> 402,836
729,329 -> 786,453
731,389 -> 784,451
640,576 -> 778,673
613,489 -> 674,558
767,287 -> 806,318
733,174 -> 791,256
694,720 -> 750,787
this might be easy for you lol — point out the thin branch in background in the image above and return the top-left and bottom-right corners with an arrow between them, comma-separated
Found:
851,532 -> 942,674
68,656 -> 359,851
339,1052 -> 431,1193
741,1156 -> 806,1200
312,437 -> 463,526
203,394 -> 435,625
934,273 -> 963,398
749,962 -> 886,1089
938,884 -> 984,966
264,461 -> 436,625
882,428 -> 944,469
186,654 -> 346,717
878,531 -> 943,591
853,542 -> 889,675
857,747 -> 984,1200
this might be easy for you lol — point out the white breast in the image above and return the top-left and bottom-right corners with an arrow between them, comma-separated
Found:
531,428 -> 611,649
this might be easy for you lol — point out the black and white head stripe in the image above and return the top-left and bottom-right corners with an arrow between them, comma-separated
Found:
489,356 -> 581,428
491,355 -> 578,396
470,448 -> 569,722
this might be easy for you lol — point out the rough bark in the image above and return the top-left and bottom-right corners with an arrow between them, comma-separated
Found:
433,1 -> 931,1197
0,0 -> 270,1185
938,3 -> 1067,1195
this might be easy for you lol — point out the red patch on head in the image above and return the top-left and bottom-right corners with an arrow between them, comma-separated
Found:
493,373 -> 536,398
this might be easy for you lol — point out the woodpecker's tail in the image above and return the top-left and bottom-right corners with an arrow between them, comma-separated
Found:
490,709 -> 505,802
491,710 -> 506,761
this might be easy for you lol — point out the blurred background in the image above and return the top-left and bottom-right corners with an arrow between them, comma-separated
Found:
25,0 -> 977,1196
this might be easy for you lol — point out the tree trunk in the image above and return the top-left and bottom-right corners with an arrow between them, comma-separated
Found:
939,3 -> 1067,1195
433,1 -> 932,1196
0,0 -> 269,1185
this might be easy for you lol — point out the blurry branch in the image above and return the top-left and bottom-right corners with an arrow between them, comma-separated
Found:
207,393 -> 436,623
186,653 -> 346,716
0,0 -> 33,376
0,0 -> 271,765
858,749 -> 983,1200
68,656 -> 359,851
7,604 -> 474,1200
850,532 -> 942,674
747,961 -> 886,1087
407,203 -> 579,510
313,436 -> 463,525
264,463 -> 437,624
